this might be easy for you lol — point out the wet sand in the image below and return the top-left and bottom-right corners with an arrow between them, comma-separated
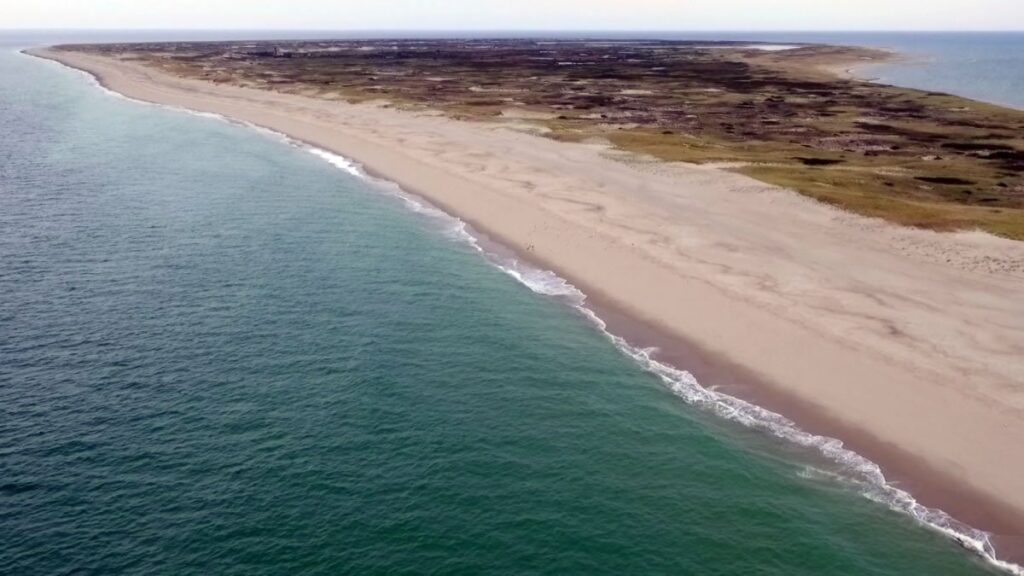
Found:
31,47 -> 1024,566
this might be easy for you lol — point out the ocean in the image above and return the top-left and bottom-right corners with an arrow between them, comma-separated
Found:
688,32 -> 1024,110
0,33 -> 1019,575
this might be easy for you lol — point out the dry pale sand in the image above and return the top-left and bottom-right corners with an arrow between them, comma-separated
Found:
34,49 -> 1024,560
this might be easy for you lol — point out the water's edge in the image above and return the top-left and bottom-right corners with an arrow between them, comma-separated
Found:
841,47 -> 1024,111
26,48 -> 1023,576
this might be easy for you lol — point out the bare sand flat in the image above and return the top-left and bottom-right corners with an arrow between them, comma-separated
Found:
34,48 -> 1024,561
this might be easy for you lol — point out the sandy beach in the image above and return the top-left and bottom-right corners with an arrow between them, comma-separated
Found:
33,48 -> 1024,563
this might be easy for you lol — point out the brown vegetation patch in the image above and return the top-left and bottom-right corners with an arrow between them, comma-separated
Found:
795,157 -> 844,167
915,176 -> 977,186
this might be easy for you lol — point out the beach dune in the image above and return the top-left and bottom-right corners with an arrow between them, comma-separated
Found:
34,48 -> 1024,562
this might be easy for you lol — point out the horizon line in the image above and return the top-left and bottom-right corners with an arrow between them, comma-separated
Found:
3,27 -> 1024,33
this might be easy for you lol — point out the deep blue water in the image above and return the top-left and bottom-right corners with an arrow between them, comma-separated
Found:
0,33 -> 1018,575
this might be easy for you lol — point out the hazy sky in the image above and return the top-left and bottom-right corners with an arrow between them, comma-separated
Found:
3,0 -> 1023,31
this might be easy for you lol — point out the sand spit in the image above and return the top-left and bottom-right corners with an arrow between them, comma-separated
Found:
32,47 -> 1024,567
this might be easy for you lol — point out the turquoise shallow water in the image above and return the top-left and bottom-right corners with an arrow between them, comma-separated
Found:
0,47 -> 1006,575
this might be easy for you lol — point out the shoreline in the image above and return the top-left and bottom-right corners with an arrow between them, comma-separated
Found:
819,44 -> 902,80
432,199 -> 1024,571
324,149 -> 1024,571
833,47 -> 1024,112
29,47 -> 1024,570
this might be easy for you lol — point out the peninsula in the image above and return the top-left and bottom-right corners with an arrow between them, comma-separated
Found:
34,40 -> 1024,563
